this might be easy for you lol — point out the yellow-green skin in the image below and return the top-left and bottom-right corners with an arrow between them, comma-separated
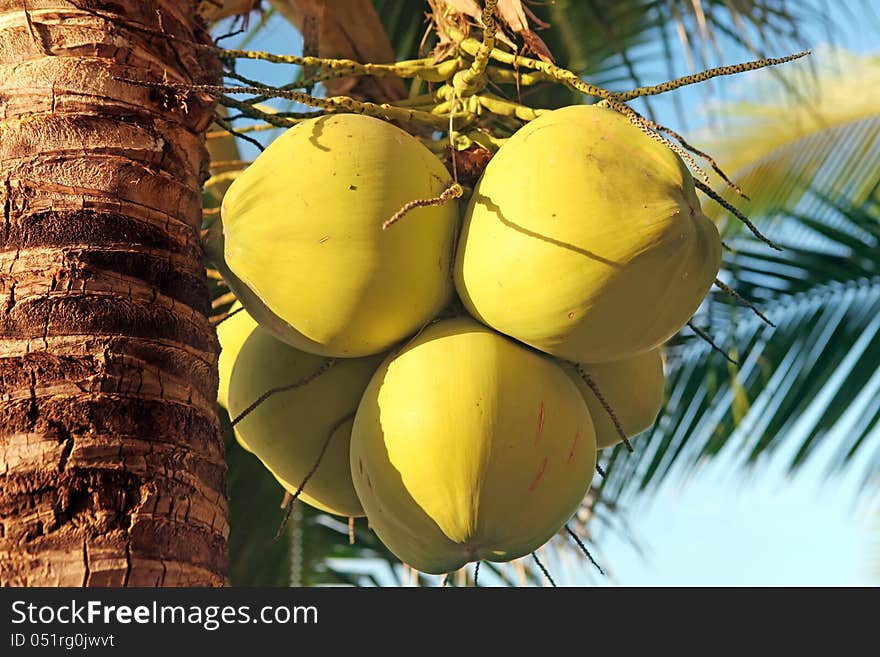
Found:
350,317 -> 598,574
564,348 -> 666,449
228,326 -> 384,517
216,302 -> 258,411
455,104 -> 722,364
216,301 -> 260,453
221,113 -> 459,358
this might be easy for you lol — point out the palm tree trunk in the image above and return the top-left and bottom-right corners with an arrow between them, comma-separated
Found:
0,0 -> 228,585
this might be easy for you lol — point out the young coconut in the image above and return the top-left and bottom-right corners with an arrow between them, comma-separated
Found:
563,348 -> 666,449
220,113 -> 459,358
216,302 -> 258,411
350,317 -> 598,574
216,301 -> 260,454
455,104 -> 722,363
228,326 -> 385,517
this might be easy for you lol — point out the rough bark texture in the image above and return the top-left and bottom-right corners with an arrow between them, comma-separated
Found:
0,0 -> 228,586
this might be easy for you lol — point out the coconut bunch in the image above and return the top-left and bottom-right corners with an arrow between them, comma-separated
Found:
191,0 -> 805,579
212,105 -> 715,574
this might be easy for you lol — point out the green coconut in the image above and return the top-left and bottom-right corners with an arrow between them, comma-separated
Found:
228,326 -> 385,517
350,317 -> 598,574
455,104 -> 722,363
564,348 -> 666,449
215,300 -> 260,454
220,113 -> 459,358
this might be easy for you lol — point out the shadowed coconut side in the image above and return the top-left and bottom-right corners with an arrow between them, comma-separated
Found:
228,326 -> 385,517
455,104 -> 722,364
220,113 -> 459,358
216,302 -> 259,454
350,317 -> 598,574
564,348 -> 666,449
217,302 -> 259,412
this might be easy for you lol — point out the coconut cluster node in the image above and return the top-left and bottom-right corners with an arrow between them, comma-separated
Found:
213,106 -> 722,576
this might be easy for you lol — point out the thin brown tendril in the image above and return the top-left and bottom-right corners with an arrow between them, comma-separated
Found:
694,180 -> 782,251
274,411 -> 355,540
714,278 -> 775,327
213,115 -> 266,153
382,183 -> 464,230
232,359 -> 336,426
687,321 -> 738,365
576,366 -> 634,452
603,99 -> 711,185
531,552 -> 556,587
640,118 -> 747,199
211,305 -> 245,327
565,525 -> 605,576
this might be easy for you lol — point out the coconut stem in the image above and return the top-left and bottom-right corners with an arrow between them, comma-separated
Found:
220,49 -> 457,84
449,27 -> 616,102
434,91 -> 549,122
452,0 -> 498,97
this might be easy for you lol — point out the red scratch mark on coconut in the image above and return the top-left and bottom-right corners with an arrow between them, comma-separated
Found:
529,457 -> 548,492
534,402 -> 545,445
567,431 -> 580,464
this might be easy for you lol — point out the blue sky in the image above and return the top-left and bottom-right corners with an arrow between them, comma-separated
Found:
216,2 -> 878,586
